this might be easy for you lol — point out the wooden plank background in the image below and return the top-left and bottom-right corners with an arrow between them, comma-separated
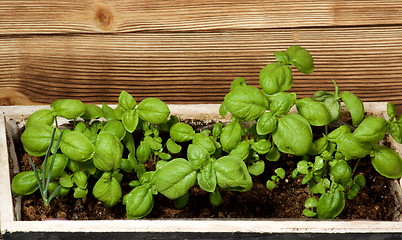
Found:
0,0 -> 402,113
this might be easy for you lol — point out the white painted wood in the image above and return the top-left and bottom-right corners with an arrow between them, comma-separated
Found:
0,103 -> 401,235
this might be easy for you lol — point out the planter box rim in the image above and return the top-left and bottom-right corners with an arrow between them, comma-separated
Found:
1,102 -> 401,235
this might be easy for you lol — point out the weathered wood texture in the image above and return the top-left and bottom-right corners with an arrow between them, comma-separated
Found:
0,1 -> 402,113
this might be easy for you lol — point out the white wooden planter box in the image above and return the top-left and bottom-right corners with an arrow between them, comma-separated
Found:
0,103 -> 401,239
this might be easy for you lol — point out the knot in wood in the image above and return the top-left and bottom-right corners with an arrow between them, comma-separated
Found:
95,6 -> 113,31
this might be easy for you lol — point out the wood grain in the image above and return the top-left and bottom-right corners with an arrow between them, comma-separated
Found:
1,26 -> 402,113
0,1 -> 402,34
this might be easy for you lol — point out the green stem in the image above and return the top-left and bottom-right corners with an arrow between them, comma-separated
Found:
325,125 -> 328,136
352,158 -> 361,174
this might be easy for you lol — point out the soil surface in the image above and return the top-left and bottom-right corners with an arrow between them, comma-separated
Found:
9,121 -> 401,221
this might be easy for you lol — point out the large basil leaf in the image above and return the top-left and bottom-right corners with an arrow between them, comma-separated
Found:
197,163 -> 217,193
51,99 -> 85,119
170,123 -> 195,142
187,144 -> 210,170
296,98 -> 332,126
93,172 -> 122,207
220,121 -> 242,153
212,156 -> 253,192
11,171 -> 39,196
336,133 -> 372,160
353,116 -> 387,143
124,185 -> 154,219
137,98 -> 170,124
387,118 -> 402,144
330,160 -> 352,185
371,146 -> 402,178
317,190 -> 345,219
286,45 -> 314,74
256,111 -> 278,135
224,85 -> 269,121
93,131 -> 123,172
25,109 -> 54,128
340,91 -> 364,127
269,92 -> 297,117
60,131 -> 95,162
154,158 -> 197,199
259,62 -> 293,95
273,113 -> 313,156
21,124 -> 54,156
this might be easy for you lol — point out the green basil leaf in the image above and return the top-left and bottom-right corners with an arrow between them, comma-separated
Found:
81,104 -> 104,121
122,109 -> 139,133
340,91 -> 364,127
387,102 -> 396,120
11,171 -> 39,196
317,190 -> 345,219
248,160 -> 265,176
219,101 -> 229,118
275,168 -> 286,179
347,184 -> 361,200
93,172 -> 122,207
170,123 -> 195,142
326,125 -> 351,143
209,189 -> 222,206
297,160 -> 309,175
308,137 -> 328,156
102,103 -> 116,121
354,174 -> 366,187
312,91 -> 341,122
269,92 -> 297,117
286,45 -> 314,74
353,116 -> 387,143
212,156 -> 253,192
166,138 -> 182,154
228,140 -> 250,161
371,146 -> 402,178
124,185 -> 154,219
387,121 -> 402,144
118,90 -> 136,111
137,98 -> 170,124
273,113 -> 313,156
197,163 -> 217,193
136,140 -> 151,163
25,109 -> 55,128
256,111 -> 278,135
103,120 -> 126,140
73,187 -> 88,199
187,144 -> 210,170
266,146 -> 280,162
224,85 -> 269,121
230,77 -> 247,91
93,131 -> 123,172
330,160 -> 352,184
304,197 -> 318,208
155,158 -> 197,199
274,51 -> 289,64
303,209 -> 317,217
192,133 -> 216,155
123,132 -> 136,153
259,62 -> 293,95
312,156 -> 325,172
266,180 -> 277,190
296,98 -> 332,126
59,172 -> 74,188
220,121 -> 242,153
73,171 -> 88,189
336,133 -> 372,160
51,99 -> 85,119
41,153 -> 68,179
60,131 -> 95,162
144,136 -> 162,151
21,124 -> 54,156
251,139 -> 271,154
212,122 -> 223,138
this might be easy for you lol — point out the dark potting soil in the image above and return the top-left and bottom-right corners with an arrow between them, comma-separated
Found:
9,120 -> 400,221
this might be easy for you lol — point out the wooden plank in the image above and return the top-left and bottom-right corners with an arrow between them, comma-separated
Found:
0,1 -> 402,34
1,26 -> 402,112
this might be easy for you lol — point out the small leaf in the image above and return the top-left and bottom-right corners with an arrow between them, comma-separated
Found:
81,104 -> 104,121
274,168 -> 285,179
51,99 -> 85,119
166,138 -> 182,154
59,172 -> 74,188
340,91 -> 364,127
266,180 -> 277,190
269,92 -> 297,117
371,146 -> 402,178
103,120 -> 126,140
228,140 -> 250,161
387,102 -> 396,120
256,111 -> 278,135
124,185 -> 154,219
212,156 -> 253,192
209,189 -> 222,207
170,123 -> 195,142
93,131 -> 123,172
60,131 -> 95,162
354,174 -> 366,187
122,109 -> 139,133
296,98 -> 332,126
248,160 -> 265,176
230,77 -> 247,91
187,144 -> 210,170
219,101 -> 229,118
144,136 -> 162,151
266,146 -> 280,162
25,109 -> 55,128
286,45 -> 314,74
259,62 -> 293,95
297,160 -> 309,175
118,90 -> 136,111
136,140 -> 151,163
220,121 -> 242,153
304,197 -> 318,208
197,163 -> 217,193
174,192 -> 190,209
302,209 -> 317,217
193,133 -> 216,155
73,187 -> 88,199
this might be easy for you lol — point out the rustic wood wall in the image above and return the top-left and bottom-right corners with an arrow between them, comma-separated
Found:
1,1 -> 402,113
